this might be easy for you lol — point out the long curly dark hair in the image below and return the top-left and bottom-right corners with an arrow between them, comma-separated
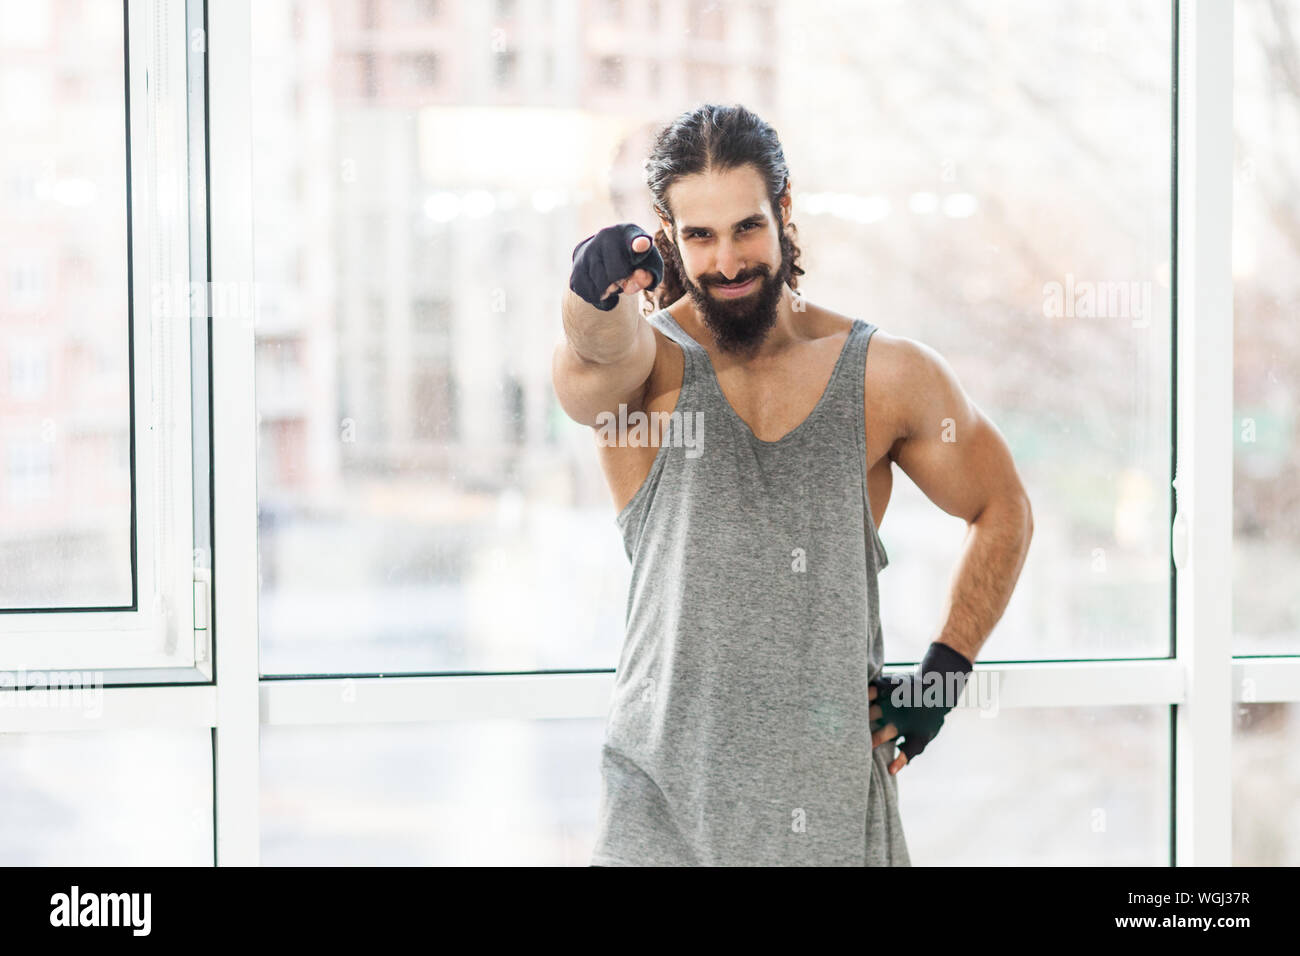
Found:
641,103 -> 805,314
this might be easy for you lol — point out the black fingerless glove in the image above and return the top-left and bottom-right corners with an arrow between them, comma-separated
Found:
569,223 -> 664,311
870,641 -> 974,763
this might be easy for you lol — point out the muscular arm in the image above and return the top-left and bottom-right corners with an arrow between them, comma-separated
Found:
552,288 -> 657,428
882,336 -> 1034,664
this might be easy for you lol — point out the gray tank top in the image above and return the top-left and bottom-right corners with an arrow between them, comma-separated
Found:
590,307 -> 911,866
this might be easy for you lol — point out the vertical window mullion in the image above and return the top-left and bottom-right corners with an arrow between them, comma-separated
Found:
206,0 -> 261,866
1172,0 -> 1235,867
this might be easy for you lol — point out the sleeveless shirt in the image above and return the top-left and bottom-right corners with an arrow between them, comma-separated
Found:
590,307 -> 911,867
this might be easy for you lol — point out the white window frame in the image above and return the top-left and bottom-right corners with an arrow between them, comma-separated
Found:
4,0 -> 1290,869
1170,0 -> 1235,866
0,0 -> 204,677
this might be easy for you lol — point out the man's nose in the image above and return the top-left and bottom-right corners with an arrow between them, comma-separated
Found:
715,241 -> 744,280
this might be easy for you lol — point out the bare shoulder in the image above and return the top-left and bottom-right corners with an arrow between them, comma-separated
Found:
641,320 -> 685,414
863,329 -> 967,453
800,300 -> 858,341
864,328 -> 940,391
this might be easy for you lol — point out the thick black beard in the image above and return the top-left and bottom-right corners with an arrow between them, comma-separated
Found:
682,244 -> 794,357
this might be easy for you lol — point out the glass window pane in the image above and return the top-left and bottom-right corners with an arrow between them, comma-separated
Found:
901,705 -> 1170,864
1232,0 -> 1300,654
807,2 -> 1172,662
0,1 -> 133,606
260,718 -> 603,865
1233,701 -> 1300,865
0,729 -> 213,865
262,706 -> 1170,865
251,0 -> 1171,673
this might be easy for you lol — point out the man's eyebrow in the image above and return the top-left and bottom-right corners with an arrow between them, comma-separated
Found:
680,214 -> 766,233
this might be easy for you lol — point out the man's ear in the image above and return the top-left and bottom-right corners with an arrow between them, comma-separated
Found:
778,181 -> 792,224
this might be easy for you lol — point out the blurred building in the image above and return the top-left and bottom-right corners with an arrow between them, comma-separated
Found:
251,0 -> 778,506
0,0 -> 132,605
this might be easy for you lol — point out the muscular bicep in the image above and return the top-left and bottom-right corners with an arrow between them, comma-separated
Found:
888,339 -> 1026,524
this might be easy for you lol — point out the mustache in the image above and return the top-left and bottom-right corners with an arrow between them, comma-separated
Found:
703,268 -> 767,287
